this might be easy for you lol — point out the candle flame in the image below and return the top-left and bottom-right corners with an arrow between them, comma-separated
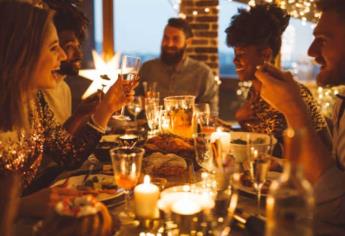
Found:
144,175 -> 151,184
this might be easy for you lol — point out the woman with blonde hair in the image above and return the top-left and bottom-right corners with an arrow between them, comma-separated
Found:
0,1 -> 135,217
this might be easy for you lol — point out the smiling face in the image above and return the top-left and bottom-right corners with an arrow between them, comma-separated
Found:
160,26 -> 190,65
31,22 -> 67,90
308,10 -> 345,87
59,30 -> 82,76
233,45 -> 271,81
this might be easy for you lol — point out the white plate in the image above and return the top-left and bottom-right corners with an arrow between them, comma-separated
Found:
238,171 -> 280,197
52,174 -> 123,202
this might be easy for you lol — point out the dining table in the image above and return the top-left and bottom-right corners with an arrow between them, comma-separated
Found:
14,128 -> 269,236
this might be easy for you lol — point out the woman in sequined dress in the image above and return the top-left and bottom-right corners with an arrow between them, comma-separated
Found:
224,3 -> 331,149
0,2 -> 136,217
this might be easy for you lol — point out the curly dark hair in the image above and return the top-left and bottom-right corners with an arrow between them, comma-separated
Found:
225,3 -> 290,59
316,0 -> 345,20
167,17 -> 193,39
43,0 -> 88,41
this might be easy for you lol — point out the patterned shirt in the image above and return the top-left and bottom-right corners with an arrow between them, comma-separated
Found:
238,83 -> 328,142
0,91 -> 102,191
138,57 -> 219,113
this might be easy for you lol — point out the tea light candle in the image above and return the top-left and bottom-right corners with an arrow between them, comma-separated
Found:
211,128 -> 230,154
171,198 -> 202,215
119,134 -> 138,141
134,175 -> 160,219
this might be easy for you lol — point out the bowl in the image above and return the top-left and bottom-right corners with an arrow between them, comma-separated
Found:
229,132 -> 276,163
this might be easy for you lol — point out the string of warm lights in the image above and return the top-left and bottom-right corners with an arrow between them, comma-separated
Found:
307,84 -> 345,118
168,0 -> 320,22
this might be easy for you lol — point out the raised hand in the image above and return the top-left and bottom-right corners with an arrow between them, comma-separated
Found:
91,77 -> 138,130
255,64 -> 306,115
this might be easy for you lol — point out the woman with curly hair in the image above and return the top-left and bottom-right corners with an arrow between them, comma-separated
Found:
225,3 -> 331,149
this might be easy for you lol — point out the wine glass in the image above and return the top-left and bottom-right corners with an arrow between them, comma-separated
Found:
127,96 -> 143,121
113,55 -> 141,121
110,147 -> 144,222
247,135 -> 273,215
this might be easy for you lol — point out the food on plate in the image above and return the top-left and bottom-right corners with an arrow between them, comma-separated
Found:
240,172 -> 272,194
230,137 -> 266,145
76,176 -> 118,195
144,152 -> 187,177
37,196 -> 113,236
144,134 -> 194,157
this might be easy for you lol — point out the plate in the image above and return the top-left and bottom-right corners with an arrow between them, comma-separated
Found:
52,174 -> 124,203
100,134 -> 119,143
238,171 -> 280,197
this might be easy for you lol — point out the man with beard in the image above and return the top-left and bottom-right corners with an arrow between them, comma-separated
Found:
255,0 -> 345,234
138,18 -> 219,113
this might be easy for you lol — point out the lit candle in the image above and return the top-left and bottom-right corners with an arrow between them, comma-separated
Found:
171,198 -> 201,215
134,175 -> 160,219
211,128 -> 230,154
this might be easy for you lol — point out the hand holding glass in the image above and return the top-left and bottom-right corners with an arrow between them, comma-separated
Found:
113,55 -> 141,121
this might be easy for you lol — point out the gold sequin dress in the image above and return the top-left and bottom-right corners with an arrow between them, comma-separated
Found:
0,92 -> 102,190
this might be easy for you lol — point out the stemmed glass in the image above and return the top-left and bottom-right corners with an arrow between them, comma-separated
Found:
247,135 -> 273,215
113,55 -> 141,121
110,147 -> 144,222
127,96 -> 143,121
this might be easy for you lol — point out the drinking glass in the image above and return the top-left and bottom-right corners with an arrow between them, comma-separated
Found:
113,55 -> 141,121
247,135 -> 273,215
145,97 -> 160,135
110,147 -> 144,221
195,103 -> 211,131
127,96 -> 143,121
143,81 -> 159,99
164,95 -> 195,138
193,132 -> 217,173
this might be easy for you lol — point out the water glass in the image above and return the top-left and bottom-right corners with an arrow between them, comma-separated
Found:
127,96 -> 143,121
195,103 -> 211,129
145,97 -> 160,135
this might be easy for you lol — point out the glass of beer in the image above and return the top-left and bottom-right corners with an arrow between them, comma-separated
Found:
164,95 -> 195,138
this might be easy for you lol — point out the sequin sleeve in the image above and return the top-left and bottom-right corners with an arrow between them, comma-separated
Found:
38,92 -> 102,169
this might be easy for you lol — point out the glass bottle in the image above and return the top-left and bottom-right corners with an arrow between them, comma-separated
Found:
265,129 -> 314,236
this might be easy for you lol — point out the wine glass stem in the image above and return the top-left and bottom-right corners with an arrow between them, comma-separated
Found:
257,186 -> 262,215
124,189 -> 130,212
